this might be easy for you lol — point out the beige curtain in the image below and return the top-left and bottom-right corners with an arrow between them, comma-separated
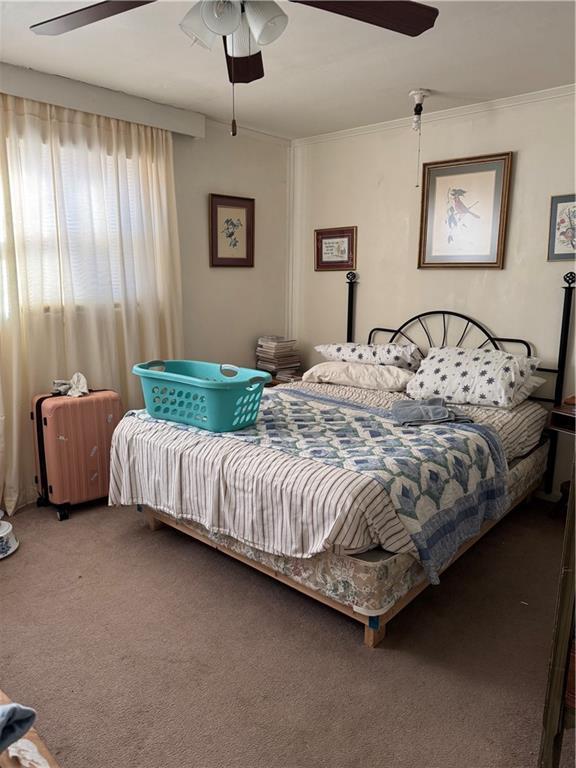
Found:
0,94 -> 183,514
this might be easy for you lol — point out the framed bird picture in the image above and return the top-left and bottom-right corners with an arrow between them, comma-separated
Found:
548,194 -> 575,261
209,194 -> 255,267
418,152 -> 513,269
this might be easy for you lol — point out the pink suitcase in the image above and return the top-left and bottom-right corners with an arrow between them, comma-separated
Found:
31,391 -> 123,520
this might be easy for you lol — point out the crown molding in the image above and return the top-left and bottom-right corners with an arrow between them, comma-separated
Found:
293,84 -> 576,147
0,62 -> 206,138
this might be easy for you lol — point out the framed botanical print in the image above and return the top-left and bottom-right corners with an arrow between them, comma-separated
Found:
315,226 -> 357,271
548,194 -> 575,261
209,194 -> 254,267
418,152 -> 513,269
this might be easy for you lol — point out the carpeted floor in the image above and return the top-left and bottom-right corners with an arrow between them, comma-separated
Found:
1,500 -> 573,768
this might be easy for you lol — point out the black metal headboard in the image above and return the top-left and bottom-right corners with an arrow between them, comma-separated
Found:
368,310 -> 533,358
346,270 -> 575,408
345,270 -> 574,493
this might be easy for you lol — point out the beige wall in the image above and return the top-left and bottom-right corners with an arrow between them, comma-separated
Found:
173,120 -> 290,367
290,89 -> 575,487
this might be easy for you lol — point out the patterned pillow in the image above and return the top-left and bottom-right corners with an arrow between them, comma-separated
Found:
405,347 -> 540,407
314,343 -> 421,370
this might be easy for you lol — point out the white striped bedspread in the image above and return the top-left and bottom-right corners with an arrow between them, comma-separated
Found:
109,383 -> 545,582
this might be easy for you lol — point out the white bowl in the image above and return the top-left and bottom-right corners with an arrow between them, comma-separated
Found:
0,520 -> 19,559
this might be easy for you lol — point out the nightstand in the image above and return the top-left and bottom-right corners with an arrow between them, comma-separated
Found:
549,404 -> 576,435
547,404 -> 575,515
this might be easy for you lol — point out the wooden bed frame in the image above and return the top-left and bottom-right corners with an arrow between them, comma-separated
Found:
141,479 -> 540,649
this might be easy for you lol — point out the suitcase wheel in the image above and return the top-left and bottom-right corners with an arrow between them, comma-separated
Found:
56,506 -> 70,522
36,496 -> 49,508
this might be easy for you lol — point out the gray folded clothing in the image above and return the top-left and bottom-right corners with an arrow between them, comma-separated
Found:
0,703 -> 36,752
390,397 -> 474,427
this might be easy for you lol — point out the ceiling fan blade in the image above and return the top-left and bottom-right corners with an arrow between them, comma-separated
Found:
288,0 -> 438,37
223,39 -> 264,84
30,0 -> 157,36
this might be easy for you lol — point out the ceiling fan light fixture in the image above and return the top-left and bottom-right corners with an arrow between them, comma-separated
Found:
244,0 -> 288,45
226,13 -> 261,57
179,3 -> 217,49
201,0 -> 242,35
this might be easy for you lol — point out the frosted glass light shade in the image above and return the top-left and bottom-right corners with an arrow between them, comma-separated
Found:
244,0 -> 288,45
201,0 -> 242,35
226,14 -> 261,57
179,3 -> 216,49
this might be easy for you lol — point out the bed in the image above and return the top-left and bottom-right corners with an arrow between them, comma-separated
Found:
109,277 -> 574,647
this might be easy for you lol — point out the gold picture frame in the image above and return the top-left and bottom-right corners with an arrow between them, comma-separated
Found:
418,152 -> 513,269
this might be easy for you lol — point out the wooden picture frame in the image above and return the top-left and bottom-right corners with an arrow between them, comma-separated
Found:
418,152 -> 513,269
209,194 -> 255,267
315,226 -> 357,271
548,194 -> 575,262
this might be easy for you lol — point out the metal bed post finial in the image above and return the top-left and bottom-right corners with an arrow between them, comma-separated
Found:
346,271 -> 358,343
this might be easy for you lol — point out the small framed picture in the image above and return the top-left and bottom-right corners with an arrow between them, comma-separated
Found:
315,226 -> 357,271
418,152 -> 513,269
209,194 -> 254,267
548,194 -> 575,261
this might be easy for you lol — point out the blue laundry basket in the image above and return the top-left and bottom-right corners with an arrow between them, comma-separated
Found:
133,360 -> 271,432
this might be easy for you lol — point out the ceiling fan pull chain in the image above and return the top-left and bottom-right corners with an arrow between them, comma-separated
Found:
415,127 -> 422,188
228,31 -> 237,136
228,35 -> 237,137
231,81 -> 237,136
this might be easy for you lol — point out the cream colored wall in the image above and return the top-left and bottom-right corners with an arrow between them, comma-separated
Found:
173,120 -> 290,367
291,89 -> 575,487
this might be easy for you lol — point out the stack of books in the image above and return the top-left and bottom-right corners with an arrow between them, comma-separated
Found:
256,336 -> 301,379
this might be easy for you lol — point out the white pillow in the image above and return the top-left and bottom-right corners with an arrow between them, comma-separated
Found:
406,347 -> 540,408
314,342 -> 421,370
510,375 -> 547,408
303,361 -> 415,391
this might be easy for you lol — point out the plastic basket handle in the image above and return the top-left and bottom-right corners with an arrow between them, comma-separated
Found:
248,376 -> 269,389
220,364 -> 268,389
220,364 -> 240,378
142,360 -> 166,371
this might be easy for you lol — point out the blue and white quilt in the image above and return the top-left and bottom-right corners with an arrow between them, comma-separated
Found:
110,385 -> 509,584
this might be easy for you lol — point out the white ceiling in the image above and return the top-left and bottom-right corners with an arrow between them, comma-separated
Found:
0,1 -> 574,138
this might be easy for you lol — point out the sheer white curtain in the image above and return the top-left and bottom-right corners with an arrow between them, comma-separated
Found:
0,94 -> 183,514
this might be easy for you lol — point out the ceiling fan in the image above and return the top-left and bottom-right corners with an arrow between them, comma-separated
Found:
30,1 -> 439,87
